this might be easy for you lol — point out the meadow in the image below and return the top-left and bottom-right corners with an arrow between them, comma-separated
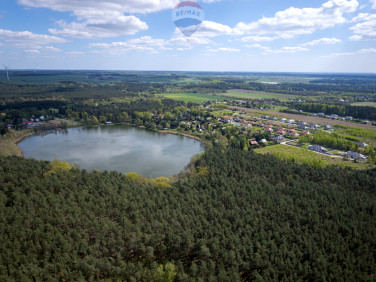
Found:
351,102 -> 376,108
254,144 -> 372,170
225,89 -> 298,101
156,93 -> 230,103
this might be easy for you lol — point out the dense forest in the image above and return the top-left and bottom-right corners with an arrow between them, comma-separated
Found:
1,148 -> 375,281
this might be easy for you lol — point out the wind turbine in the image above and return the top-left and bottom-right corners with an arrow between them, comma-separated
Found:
3,65 -> 9,81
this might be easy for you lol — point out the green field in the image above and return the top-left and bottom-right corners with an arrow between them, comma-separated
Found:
156,93 -> 230,103
224,90 -> 297,101
254,144 -> 373,170
351,102 -> 376,108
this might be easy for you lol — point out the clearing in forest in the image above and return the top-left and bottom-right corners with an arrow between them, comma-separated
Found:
226,89 -> 297,101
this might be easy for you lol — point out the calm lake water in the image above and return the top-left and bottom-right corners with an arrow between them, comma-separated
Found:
18,126 -> 204,178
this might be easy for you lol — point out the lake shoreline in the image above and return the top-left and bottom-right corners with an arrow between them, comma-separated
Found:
0,129 -> 33,157
4,125 -> 205,159
157,130 -> 204,143
16,125 -> 205,177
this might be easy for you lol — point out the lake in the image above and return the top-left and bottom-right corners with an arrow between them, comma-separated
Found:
18,126 -> 205,178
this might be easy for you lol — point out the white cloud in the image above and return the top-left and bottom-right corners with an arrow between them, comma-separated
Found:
241,36 -> 278,42
191,21 -> 241,38
236,0 -> 359,38
349,13 -> 376,40
245,44 -> 270,51
18,0 -> 179,16
65,51 -> 84,56
24,49 -> 40,54
90,35 -> 211,54
326,48 -> 376,56
207,47 -> 240,52
371,0 -> 376,9
49,16 -> 148,39
19,0 -> 175,38
358,48 -> 376,53
45,46 -> 61,52
351,13 -> 371,21
263,46 -> 309,55
245,44 -> 309,54
301,37 -> 341,46
0,28 -> 67,46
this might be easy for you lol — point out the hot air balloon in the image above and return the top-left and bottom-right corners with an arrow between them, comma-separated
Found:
172,1 -> 204,37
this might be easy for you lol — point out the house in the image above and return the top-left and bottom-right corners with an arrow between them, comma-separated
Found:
289,132 -> 300,137
317,112 -> 325,116
287,128 -> 296,133
308,145 -> 328,153
277,126 -> 285,131
250,140 -> 259,146
345,116 -> 353,121
269,117 -> 278,121
324,125 -> 333,130
106,121 -> 112,125
345,151 -> 367,160
273,135 -> 285,142
23,121 -> 40,128
261,115 -> 269,120
363,120 -> 370,124
280,118 -> 287,123
264,126 -> 273,132
297,121 -> 307,126
222,116 -> 233,124
308,123 -> 319,129
260,139 -> 268,143
256,123 -> 265,128
288,119 -> 295,124
298,124 -> 309,130
329,114 -> 338,119
276,130 -> 286,135
301,131 -> 311,135
355,142 -> 368,148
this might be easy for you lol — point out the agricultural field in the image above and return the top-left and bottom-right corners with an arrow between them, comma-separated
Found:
233,106 -> 376,131
351,102 -> 376,108
156,93 -> 229,103
225,89 -> 298,101
254,144 -> 373,170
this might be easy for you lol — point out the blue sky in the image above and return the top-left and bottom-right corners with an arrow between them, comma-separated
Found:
0,0 -> 375,72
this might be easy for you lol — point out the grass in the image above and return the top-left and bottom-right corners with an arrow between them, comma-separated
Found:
254,144 -> 373,170
0,129 -> 33,156
156,93 -> 229,104
351,102 -> 376,108
224,90 -> 297,101
334,125 -> 376,139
